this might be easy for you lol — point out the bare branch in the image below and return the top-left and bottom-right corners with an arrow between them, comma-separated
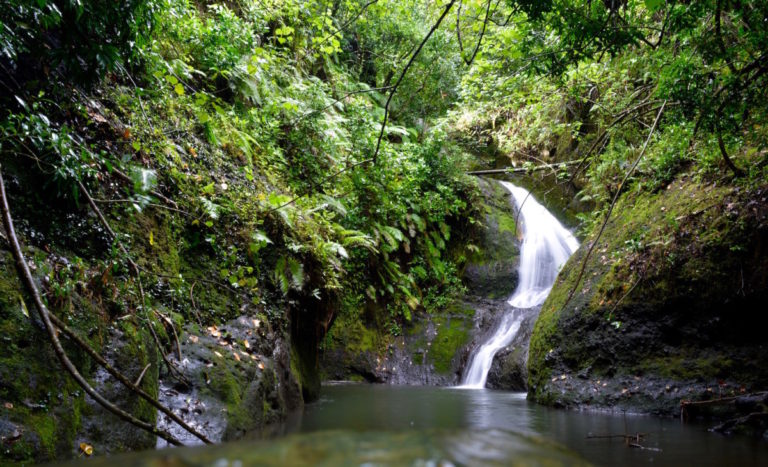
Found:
561,101 -> 667,310
372,0 -> 458,164
0,165 -> 186,447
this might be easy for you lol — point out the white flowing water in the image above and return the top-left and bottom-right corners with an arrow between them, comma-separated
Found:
460,181 -> 579,388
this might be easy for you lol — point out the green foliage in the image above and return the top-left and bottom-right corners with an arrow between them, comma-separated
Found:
452,0 -> 768,237
0,0 -> 157,85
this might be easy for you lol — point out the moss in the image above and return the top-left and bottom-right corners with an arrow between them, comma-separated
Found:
528,176 -> 768,412
0,251 -> 95,463
28,414 -> 57,458
427,309 -> 473,374
290,336 -> 320,401
494,208 -> 518,235
205,354 -> 243,406
118,321 -> 159,426
323,302 -> 386,357
411,351 -> 424,366
120,211 -> 181,276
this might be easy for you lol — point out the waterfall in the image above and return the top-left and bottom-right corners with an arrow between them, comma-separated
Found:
460,181 -> 579,389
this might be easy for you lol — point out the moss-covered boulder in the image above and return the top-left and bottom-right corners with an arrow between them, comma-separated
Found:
0,251 -> 88,463
320,301 -> 476,386
528,177 -> 768,416
156,315 -> 303,444
462,177 -> 520,298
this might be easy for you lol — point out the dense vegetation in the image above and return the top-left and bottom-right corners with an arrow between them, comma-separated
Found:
1,0 -> 767,461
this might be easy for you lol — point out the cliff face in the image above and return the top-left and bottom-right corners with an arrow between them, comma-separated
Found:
528,176 -> 768,416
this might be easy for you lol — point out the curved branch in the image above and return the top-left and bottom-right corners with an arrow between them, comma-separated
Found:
462,0 -> 492,66
0,165 -> 185,447
46,305 -> 211,444
372,0 -> 458,164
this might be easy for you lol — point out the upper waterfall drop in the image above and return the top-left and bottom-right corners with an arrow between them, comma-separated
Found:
459,181 -> 579,389
501,181 -> 580,309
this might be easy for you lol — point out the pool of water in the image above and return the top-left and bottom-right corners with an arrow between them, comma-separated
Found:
298,384 -> 768,467
55,383 -> 768,466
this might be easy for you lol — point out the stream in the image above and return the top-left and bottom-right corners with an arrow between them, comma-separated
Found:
64,384 -> 768,466
299,384 -> 768,467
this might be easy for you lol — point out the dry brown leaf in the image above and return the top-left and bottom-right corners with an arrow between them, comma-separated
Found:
79,443 -> 94,456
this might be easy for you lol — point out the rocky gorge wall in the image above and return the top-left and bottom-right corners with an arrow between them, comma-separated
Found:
528,176 -> 768,426
0,161 -> 310,463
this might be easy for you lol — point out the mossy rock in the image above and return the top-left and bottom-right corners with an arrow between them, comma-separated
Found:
154,316 -> 302,445
320,300 -> 476,386
78,321 -> 159,455
462,177 -> 520,298
528,177 -> 768,415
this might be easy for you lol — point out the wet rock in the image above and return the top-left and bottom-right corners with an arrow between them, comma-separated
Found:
321,302 -> 478,386
155,315 -> 302,446
79,324 -> 159,455
486,309 -> 539,391
528,178 -> 768,416
462,177 -> 520,298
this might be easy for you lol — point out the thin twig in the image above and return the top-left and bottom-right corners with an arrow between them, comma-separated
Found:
134,364 -> 151,387
264,158 -> 373,213
372,0 -> 458,165
92,198 -> 191,216
297,0 -> 380,61
289,85 -> 393,126
78,181 -> 189,385
115,64 -> 155,135
460,0 -> 492,66
562,101 -> 667,310
111,167 -> 179,209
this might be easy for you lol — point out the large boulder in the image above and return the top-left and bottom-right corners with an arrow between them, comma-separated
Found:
462,177 -> 520,298
528,177 -> 768,416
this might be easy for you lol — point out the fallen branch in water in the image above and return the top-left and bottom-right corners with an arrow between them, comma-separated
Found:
680,391 -> 768,422
586,433 -> 645,440
586,432 -> 662,452
0,165 -> 188,447
711,412 -> 768,434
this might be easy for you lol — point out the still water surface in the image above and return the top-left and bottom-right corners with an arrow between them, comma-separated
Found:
299,384 -> 768,467
56,383 -> 768,466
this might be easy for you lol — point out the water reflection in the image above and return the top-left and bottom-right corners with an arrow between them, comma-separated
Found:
300,384 -> 768,467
